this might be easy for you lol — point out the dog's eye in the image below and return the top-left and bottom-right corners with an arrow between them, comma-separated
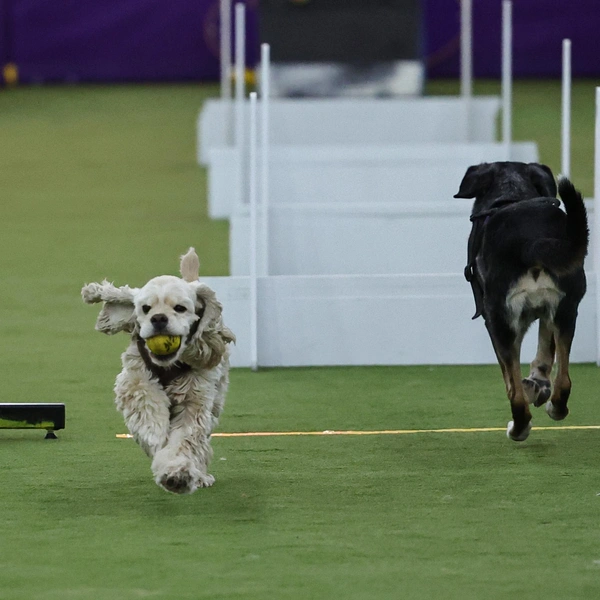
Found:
174,305 -> 187,313
142,305 -> 151,315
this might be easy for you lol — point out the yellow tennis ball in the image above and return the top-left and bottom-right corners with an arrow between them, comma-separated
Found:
146,335 -> 181,356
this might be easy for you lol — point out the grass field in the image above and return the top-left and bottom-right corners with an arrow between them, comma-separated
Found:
1,80 -> 600,599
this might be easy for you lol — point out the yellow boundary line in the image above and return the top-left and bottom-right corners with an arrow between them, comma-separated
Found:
116,425 -> 600,439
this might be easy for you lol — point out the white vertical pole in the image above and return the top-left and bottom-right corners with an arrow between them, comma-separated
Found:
221,0 -> 233,145
249,92 -> 259,371
594,87 -> 600,365
460,0 -> 473,98
260,43 -> 270,276
501,0 -> 512,156
234,2 -> 246,148
234,3 -> 246,204
220,0 -> 232,100
561,39 -> 572,178
460,0 -> 473,141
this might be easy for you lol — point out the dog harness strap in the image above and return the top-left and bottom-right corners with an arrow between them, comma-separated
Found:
135,336 -> 191,389
466,198 -> 521,319
465,219 -> 486,320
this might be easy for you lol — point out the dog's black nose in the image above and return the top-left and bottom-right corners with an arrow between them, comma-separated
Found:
151,313 -> 168,330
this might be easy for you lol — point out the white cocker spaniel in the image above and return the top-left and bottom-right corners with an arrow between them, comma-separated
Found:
82,248 -> 235,494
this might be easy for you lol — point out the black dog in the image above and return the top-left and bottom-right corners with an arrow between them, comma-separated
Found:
455,162 -> 588,441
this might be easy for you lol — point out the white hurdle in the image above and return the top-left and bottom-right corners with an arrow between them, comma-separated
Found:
561,39 -> 572,178
501,0 -> 512,155
249,92 -> 259,371
199,7 -> 600,369
260,43 -> 271,276
595,87 -> 600,366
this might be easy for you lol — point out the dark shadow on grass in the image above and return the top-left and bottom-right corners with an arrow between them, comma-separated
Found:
0,433 -> 68,443
34,474 -> 266,522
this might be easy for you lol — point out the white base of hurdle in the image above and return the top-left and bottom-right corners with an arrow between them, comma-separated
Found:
205,271 -> 597,368
197,96 -> 502,165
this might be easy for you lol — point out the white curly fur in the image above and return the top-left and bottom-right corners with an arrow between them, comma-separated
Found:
82,248 -> 235,494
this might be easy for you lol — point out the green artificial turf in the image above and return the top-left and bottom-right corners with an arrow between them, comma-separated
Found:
1,81 -> 600,599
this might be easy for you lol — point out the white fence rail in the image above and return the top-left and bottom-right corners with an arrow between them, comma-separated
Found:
209,141 -> 539,220
198,96 -> 502,166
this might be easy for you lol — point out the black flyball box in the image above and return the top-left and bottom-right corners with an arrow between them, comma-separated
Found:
259,0 -> 422,64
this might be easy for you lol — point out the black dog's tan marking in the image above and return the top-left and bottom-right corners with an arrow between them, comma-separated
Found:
455,162 -> 589,441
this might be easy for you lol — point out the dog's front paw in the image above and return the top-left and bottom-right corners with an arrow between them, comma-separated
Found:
522,377 -> 552,407
158,470 -> 214,494
152,448 -> 212,495
506,420 -> 532,442
160,471 -> 198,495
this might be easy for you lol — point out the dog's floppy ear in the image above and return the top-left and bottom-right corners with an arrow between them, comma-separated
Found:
454,163 -> 494,199
180,247 -> 200,283
81,281 -> 137,335
193,282 -> 222,328
527,163 -> 557,198
184,282 -> 235,369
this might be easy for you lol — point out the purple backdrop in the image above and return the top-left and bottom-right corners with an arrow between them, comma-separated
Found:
0,0 -> 598,83
426,0 -> 600,78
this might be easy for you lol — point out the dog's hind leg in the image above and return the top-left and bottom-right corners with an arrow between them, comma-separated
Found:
546,321 -> 576,421
210,366 -> 230,432
504,353 -> 534,441
523,319 -> 555,407
486,318 -> 533,441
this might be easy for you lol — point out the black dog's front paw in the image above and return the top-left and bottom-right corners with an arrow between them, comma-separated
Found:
522,377 -> 552,407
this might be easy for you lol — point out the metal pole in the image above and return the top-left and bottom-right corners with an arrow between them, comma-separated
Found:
234,3 -> 246,203
594,87 -> 600,365
561,39 -> 572,178
220,0 -> 232,100
460,0 -> 473,99
260,43 -> 270,276
249,92 -> 259,371
501,0 -> 513,157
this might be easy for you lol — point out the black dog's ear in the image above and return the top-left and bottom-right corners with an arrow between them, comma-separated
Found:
454,163 -> 494,199
527,163 -> 557,198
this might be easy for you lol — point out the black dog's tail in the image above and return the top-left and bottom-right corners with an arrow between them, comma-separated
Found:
559,177 -> 590,267
523,177 -> 589,275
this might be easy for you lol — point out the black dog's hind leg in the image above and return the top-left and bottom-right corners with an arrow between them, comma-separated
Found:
523,319 -> 555,407
546,315 -> 576,421
485,317 -> 533,442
